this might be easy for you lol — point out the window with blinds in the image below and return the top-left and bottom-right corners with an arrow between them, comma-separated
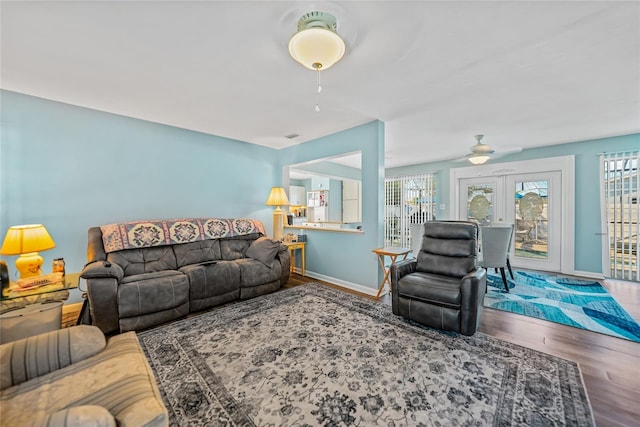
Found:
384,173 -> 437,248
601,151 -> 639,281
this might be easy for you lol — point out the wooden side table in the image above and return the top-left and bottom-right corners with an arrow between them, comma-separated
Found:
285,241 -> 306,276
372,247 -> 411,299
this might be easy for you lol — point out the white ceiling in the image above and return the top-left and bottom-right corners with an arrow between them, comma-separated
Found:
2,1 -> 639,169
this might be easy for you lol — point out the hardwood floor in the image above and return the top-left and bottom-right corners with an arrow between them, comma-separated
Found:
63,274 -> 640,426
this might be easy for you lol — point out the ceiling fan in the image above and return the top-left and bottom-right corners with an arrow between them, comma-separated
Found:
467,135 -> 493,165
461,134 -> 523,165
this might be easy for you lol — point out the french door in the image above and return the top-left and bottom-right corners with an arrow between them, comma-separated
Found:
458,170 -> 563,272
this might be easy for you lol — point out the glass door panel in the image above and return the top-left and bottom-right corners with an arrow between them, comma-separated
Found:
513,179 -> 549,260
506,172 -> 561,271
459,177 -> 503,225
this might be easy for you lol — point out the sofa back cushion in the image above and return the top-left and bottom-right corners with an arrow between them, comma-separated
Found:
173,239 -> 222,268
219,233 -> 261,260
107,246 -> 177,277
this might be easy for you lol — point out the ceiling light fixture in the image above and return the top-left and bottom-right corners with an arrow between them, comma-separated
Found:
467,135 -> 494,165
467,154 -> 490,165
288,11 -> 346,112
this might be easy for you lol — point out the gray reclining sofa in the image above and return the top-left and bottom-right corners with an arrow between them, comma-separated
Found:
81,218 -> 290,334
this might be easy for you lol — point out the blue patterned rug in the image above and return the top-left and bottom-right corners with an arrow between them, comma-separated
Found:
484,270 -> 640,343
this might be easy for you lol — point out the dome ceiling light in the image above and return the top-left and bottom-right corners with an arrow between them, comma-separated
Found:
467,135 -> 495,165
288,11 -> 346,112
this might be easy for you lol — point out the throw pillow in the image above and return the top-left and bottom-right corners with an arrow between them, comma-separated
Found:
246,237 -> 281,267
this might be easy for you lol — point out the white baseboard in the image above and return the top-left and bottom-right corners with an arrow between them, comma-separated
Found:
571,270 -> 605,280
292,268 -> 384,298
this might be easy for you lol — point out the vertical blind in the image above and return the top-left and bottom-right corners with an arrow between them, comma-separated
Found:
600,151 -> 639,281
384,173 -> 437,248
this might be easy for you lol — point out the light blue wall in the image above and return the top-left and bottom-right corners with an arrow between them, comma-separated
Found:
0,90 -> 280,294
1,91 -> 387,299
386,133 -> 640,275
279,121 -> 385,290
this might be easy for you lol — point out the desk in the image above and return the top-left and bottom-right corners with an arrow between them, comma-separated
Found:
372,247 -> 411,299
285,241 -> 306,276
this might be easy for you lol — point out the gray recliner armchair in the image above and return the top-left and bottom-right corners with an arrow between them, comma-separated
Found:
390,220 -> 487,336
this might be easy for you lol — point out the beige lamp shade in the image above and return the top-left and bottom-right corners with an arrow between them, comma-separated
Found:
1,224 -> 56,255
266,187 -> 290,208
1,224 -> 56,279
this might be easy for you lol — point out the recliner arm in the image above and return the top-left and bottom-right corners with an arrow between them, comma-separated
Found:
390,259 -> 417,314
390,259 -> 417,286
459,267 -> 487,336
81,261 -> 124,282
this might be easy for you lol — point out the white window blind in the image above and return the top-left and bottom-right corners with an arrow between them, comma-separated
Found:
384,173 -> 437,248
600,151 -> 639,281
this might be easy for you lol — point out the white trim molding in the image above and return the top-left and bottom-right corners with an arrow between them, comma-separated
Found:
298,269 -> 382,297
450,155 -> 576,276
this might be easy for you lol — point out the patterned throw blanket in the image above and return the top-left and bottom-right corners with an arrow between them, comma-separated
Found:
100,218 -> 265,253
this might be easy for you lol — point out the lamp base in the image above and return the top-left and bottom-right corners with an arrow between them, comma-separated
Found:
15,252 -> 44,279
273,210 -> 285,241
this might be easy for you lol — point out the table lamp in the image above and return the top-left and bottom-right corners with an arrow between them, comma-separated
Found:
266,187 -> 290,241
0,224 -> 56,279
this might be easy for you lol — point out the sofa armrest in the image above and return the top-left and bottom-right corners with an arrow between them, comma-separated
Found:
276,243 -> 291,283
81,261 -> 124,282
85,277 -> 121,334
81,261 -> 124,335
0,325 -> 106,390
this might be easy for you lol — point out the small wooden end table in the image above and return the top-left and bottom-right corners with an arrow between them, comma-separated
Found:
372,247 -> 411,299
285,241 -> 306,276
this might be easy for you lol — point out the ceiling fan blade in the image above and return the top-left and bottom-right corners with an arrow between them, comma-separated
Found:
491,146 -> 524,159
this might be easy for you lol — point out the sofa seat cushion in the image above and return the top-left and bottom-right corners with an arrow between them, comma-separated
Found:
397,272 -> 462,308
236,258 -> 281,288
0,332 -> 168,427
118,271 -> 189,318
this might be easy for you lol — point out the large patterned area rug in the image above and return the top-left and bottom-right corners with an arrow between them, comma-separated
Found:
485,270 -> 640,343
138,283 -> 594,426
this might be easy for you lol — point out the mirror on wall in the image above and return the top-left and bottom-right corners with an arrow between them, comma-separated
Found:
286,152 -> 362,228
